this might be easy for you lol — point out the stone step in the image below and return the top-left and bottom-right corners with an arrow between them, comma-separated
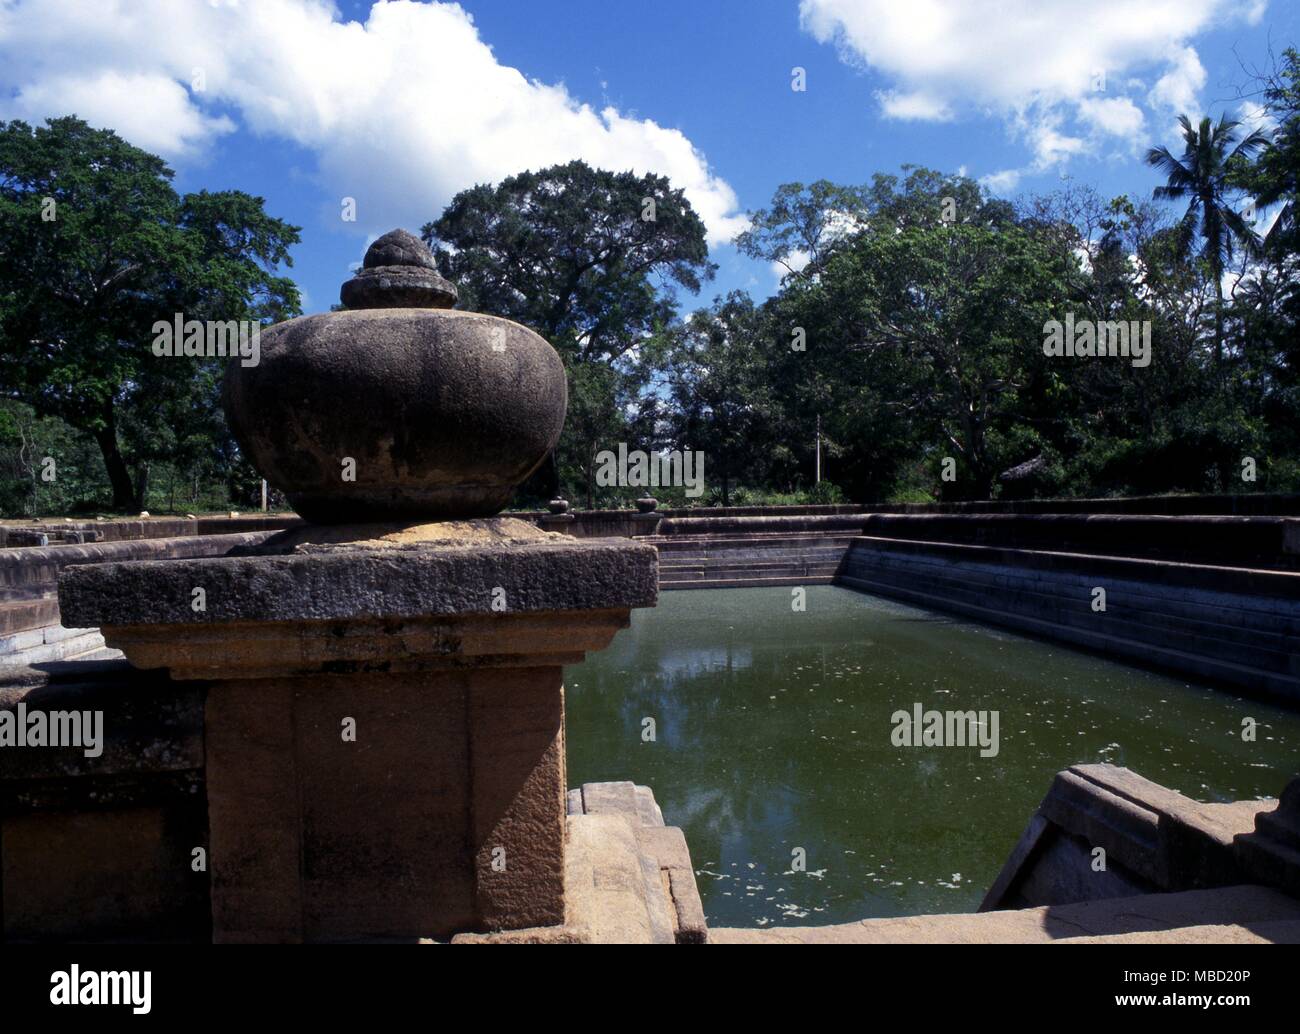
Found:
848,547 -> 1300,634
63,645 -> 125,662
0,595 -> 59,636
652,535 -> 857,554
847,534 -> 1300,600
661,557 -> 843,571
844,549 -> 1300,660
663,567 -> 841,584
659,548 -> 849,564
837,571 -> 1300,701
841,546 -> 1300,652
859,513 -> 1300,570
0,629 -> 106,666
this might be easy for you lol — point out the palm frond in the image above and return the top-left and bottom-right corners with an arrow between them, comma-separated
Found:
1220,206 -> 1262,260
1145,146 -> 1194,187
1229,127 -> 1273,161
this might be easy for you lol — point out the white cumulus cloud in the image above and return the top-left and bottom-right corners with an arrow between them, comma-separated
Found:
1148,45 -> 1208,118
0,0 -> 746,245
799,0 -> 1266,182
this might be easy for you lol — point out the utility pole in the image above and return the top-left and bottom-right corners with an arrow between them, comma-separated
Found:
815,414 -> 821,485
261,479 -> 268,512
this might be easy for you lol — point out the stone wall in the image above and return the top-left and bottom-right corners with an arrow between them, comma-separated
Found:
860,513 -> 1300,569
0,532 -> 278,665
10,506 -> 1300,702
0,661 -> 708,944
0,661 -> 210,941
0,515 -> 300,547
839,533 -> 1300,702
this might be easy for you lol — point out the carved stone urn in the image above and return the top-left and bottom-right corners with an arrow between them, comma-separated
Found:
224,229 -> 566,522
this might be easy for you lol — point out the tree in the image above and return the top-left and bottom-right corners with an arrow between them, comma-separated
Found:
423,160 -> 713,365
1145,114 -> 1271,364
0,117 -> 301,510
1227,48 -> 1300,487
734,179 -> 870,280
422,160 -> 714,502
667,293 -> 776,506
751,170 -> 1068,500
1232,47 -> 1300,262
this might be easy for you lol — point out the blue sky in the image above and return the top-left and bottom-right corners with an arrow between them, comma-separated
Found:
1,0 -> 1295,314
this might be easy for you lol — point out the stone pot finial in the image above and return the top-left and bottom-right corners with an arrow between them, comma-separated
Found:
224,228 -> 567,523
339,228 -> 458,310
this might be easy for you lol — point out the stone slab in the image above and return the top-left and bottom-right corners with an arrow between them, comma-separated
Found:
59,531 -> 657,628
711,884 -> 1300,944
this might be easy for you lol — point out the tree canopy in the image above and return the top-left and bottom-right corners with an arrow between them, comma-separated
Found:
3,43 -> 1300,516
0,116 -> 300,510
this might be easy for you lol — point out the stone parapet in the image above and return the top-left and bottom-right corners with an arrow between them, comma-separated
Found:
1236,779 -> 1300,898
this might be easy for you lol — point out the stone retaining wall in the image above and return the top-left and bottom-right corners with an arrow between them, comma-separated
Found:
840,535 -> 1300,703
0,661 -> 210,941
10,508 -> 1300,702
861,513 -> 1300,569
0,661 -> 706,944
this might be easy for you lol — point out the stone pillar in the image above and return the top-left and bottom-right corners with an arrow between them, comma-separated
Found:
60,521 -> 656,942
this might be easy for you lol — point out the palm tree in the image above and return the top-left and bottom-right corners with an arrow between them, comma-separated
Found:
1145,114 -> 1271,364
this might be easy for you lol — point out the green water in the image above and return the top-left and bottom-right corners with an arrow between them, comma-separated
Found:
564,586 -> 1300,930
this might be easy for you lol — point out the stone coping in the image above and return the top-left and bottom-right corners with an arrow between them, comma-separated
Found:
59,525 -> 657,629
996,766 -> 1269,903
1,531 -> 279,595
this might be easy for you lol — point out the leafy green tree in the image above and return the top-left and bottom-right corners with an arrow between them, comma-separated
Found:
1227,48 -> 1300,487
0,399 -> 104,516
667,293 -> 777,506
1145,114 -> 1271,364
422,160 -> 714,501
0,117 -> 301,510
735,179 -> 871,280
1232,48 -> 1300,263
754,171 -> 1070,499
422,160 -> 713,364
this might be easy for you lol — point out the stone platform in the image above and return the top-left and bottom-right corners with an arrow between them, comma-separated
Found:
711,884 -> 1300,943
